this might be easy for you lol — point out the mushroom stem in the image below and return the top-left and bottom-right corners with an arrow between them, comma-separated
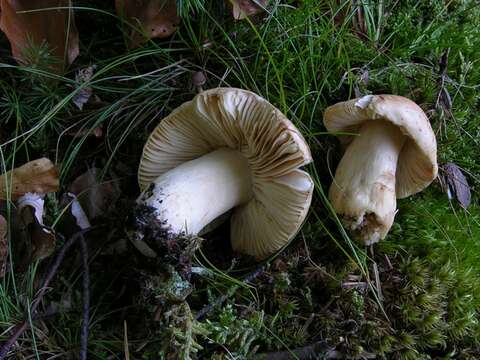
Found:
138,147 -> 253,236
329,120 -> 406,245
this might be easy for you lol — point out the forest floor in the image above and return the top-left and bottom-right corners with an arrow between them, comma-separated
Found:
0,1 -> 479,359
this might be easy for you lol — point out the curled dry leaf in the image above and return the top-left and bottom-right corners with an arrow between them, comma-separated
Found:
69,167 -> 120,220
17,193 -> 56,262
56,192 -> 90,240
0,158 -> 60,200
115,0 -> 180,48
72,65 -> 96,110
67,126 -> 103,138
65,192 -> 91,230
227,0 -> 268,20
439,162 -> 471,209
0,0 -> 79,72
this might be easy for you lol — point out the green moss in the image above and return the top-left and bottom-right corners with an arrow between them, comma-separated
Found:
383,191 -> 480,271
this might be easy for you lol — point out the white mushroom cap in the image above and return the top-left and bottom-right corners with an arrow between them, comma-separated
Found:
324,94 -> 438,198
138,88 -> 314,259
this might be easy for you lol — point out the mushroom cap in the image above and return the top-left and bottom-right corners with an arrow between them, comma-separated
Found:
324,94 -> 438,199
138,88 -> 314,259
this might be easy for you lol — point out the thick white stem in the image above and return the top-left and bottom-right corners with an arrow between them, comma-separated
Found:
139,148 -> 253,236
329,120 -> 406,244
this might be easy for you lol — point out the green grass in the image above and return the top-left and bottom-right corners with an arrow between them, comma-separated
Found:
0,0 -> 479,358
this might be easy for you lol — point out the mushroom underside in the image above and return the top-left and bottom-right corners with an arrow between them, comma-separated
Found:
135,88 -> 314,259
133,147 -> 313,259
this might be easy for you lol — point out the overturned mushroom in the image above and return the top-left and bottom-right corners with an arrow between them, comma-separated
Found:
324,95 -> 437,245
134,88 -> 314,260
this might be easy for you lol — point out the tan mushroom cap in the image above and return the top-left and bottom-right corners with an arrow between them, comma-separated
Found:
324,94 -> 438,198
138,88 -> 314,259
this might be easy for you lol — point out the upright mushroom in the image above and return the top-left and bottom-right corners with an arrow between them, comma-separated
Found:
324,95 -> 437,245
134,88 -> 314,260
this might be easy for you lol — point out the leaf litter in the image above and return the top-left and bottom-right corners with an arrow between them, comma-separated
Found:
439,162 -> 471,209
115,0 -> 180,48
68,167 -> 120,220
227,0 -> 269,20
0,0 -> 79,72
16,193 -> 55,264
0,158 -> 59,200
72,65 -> 96,111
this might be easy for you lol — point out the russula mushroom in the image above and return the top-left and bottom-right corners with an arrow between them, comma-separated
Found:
134,88 -> 314,260
324,95 -> 438,245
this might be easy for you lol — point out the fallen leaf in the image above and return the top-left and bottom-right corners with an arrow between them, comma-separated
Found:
0,158 -> 60,200
0,0 -> 79,72
69,167 -> 120,220
115,0 -> 180,48
72,65 -> 96,110
67,126 -> 103,138
56,192 -> 91,240
17,193 -> 56,262
64,192 -> 91,230
227,0 -> 268,20
0,214 -> 7,278
439,162 -> 471,209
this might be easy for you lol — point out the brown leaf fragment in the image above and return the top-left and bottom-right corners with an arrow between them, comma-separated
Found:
0,214 -> 7,278
0,158 -> 60,200
227,0 -> 268,20
115,0 -> 180,48
439,162 -> 471,209
56,192 -> 91,240
67,126 -> 103,138
72,65 -> 95,110
17,193 -> 56,262
69,167 -> 120,220
64,192 -> 91,230
0,0 -> 79,72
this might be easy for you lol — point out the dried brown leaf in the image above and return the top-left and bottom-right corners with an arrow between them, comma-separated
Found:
64,192 -> 91,229
17,193 -> 55,262
0,158 -> 60,200
115,0 -> 180,48
69,167 -> 120,220
439,162 -> 471,209
0,0 -> 79,72
227,0 -> 268,20
67,126 -> 103,138
72,65 -> 95,110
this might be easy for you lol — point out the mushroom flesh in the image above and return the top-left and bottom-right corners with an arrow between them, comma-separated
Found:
324,95 -> 438,245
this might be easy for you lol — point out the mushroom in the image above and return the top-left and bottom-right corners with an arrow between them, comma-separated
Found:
134,88 -> 314,260
324,95 -> 437,245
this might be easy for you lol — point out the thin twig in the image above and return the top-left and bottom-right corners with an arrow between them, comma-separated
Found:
256,340 -> 335,359
194,266 -> 264,321
78,234 -> 90,360
257,341 -> 376,359
0,227 -> 95,359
